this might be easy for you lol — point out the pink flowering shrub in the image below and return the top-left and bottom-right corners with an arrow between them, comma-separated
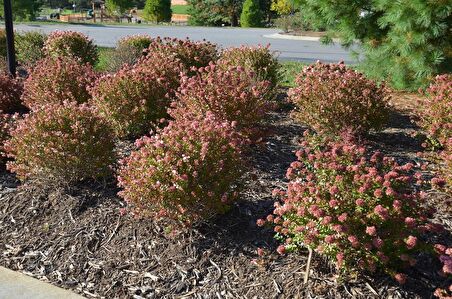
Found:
22,56 -> 97,111
218,45 -> 280,88
118,112 -> 245,224
147,37 -> 218,73
105,35 -> 153,72
171,64 -> 272,136
434,245 -> 452,298
4,102 -> 115,183
44,31 -> 98,65
289,61 -> 390,137
0,73 -> 23,113
257,136 -> 440,279
90,52 -> 183,138
418,74 -> 452,149
0,113 -> 10,164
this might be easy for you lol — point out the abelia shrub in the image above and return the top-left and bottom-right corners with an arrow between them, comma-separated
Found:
0,73 -> 23,113
4,102 -> 116,183
171,64 -> 272,135
118,112 -> 245,224
0,113 -> 10,164
289,61 -> 390,137
44,31 -> 98,65
147,37 -> 218,73
434,245 -> 452,298
257,137 -> 440,279
418,75 -> 452,192
218,45 -> 281,88
15,31 -> 47,67
90,52 -> 183,138
418,74 -> 451,149
22,56 -> 96,111
105,35 -> 153,72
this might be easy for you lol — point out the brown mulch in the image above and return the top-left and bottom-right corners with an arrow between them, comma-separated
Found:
0,92 -> 451,299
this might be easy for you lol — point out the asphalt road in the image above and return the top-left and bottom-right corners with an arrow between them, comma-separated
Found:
14,24 -> 358,63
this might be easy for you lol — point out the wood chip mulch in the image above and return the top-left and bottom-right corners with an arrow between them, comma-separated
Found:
0,92 -> 451,298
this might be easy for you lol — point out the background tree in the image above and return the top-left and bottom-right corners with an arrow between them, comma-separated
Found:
295,0 -> 452,89
188,0 -> 243,26
143,0 -> 172,22
0,0 -> 42,21
105,0 -> 132,16
240,0 -> 262,27
271,0 -> 292,15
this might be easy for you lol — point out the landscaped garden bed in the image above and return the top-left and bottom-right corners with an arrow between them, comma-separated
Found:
0,31 -> 451,298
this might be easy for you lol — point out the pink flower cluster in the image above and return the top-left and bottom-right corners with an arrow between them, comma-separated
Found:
22,56 -> 97,111
257,135 -> 441,279
44,30 -> 98,65
171,64 -> 273,137
4,102 -> 116,183
117,111 -> 245,224
0,73 -> 23,113
218,45 -> 280,89
146,37 -> 218,74
90,51 -> 183,138
289,61 -> 390,137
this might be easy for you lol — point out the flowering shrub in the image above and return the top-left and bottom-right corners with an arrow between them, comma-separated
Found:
218,45 -> 281,88
90,52 -> 183,138
105,35 -> 152,72
15,31 -> 47,67
4,102 -> 115,183
257,137 -> 440,279
172,64 -> 272,135
0,113 -> 10,164
289,61 -> 390,137
147,37 -> 218,73
418,75 -> 452,192
118,112 -> 245,224
44,31 -> 98,65
418,74 -> 452,149
22,56 -> 96,111
434,245 -> 452,298
0,73 -> 23,113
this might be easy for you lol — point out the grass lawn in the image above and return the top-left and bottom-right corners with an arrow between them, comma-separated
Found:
96,47 -> 115,72
279,60 -> 307,88
172,5 -> 190,15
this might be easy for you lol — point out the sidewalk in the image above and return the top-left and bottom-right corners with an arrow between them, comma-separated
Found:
0,267 -> 84,299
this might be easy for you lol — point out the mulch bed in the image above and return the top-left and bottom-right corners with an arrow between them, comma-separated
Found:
0,92 -> 451,298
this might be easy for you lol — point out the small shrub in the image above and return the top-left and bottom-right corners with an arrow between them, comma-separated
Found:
90,52 -> 183,138
44,31 -> 98,65
434,245 -> 452,298
5,102 -> 116,183
219,45 -> 280,88
258,137 -> 440,278
22,56 -> 97,111
0,113 -> 10,164
0,29 -> 6,58
171,64 -> 272,135
105,35 -> 152,72
418,74 -> 452,150
289,61 -> 390,137
0,73 -> 23,113
15,31 -> 47,67
118,112 -> 245,223
147,37 -> 218,73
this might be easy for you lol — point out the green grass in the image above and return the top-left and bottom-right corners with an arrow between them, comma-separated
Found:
172,5 -> 190,15
280,60 -> 307,87
96,46 -> 115,72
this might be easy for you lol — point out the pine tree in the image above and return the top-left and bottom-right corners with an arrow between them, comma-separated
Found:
143,0 -> 172,23
296,0 -> 452,90
240,0 -> 263,27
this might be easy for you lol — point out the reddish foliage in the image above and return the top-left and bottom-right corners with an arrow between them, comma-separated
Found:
0,73 -> 23,113
5,102 -> 116,183
118,112 -> 245,224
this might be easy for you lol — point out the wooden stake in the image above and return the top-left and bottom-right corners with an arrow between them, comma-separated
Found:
304,247 -> 313,284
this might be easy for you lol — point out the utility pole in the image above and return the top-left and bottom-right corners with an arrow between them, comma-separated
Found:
3,0 -> 16,76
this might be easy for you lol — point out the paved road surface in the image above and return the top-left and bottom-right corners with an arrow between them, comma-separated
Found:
15,24 -> 358,63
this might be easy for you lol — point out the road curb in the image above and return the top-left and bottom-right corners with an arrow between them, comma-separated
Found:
263,32 -> 341,43
0,267 -> 85,299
